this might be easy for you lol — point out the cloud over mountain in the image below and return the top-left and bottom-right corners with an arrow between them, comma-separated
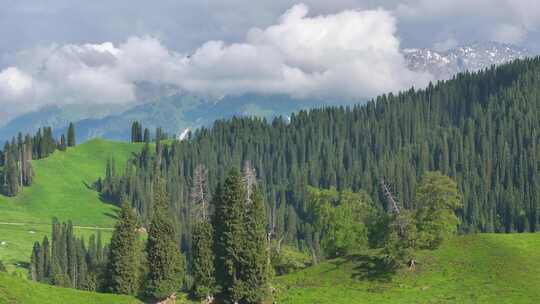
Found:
0,4 -> 431,120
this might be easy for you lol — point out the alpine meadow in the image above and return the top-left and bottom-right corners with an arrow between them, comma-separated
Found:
2,2 -> 540,304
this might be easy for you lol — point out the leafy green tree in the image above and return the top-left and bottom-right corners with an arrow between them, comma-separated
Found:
307,187 -> 373,258
145,177 -> 185,300
383,210 -> 418,268
415,172 -> 462,249
67,122 -> 76,147
106,198 -> 140,295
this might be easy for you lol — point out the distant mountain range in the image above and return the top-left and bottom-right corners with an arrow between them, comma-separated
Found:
2,93 -> 337,143
403,41 -> 532,79
0,41 -> 535,143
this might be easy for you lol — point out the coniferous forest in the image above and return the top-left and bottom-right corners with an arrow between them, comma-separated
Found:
99,58 -> 540,257
21,57 -> 540,302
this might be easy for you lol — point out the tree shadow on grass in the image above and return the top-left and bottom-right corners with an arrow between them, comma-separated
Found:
103,209 -> 120,221
15,261 -> 30,270
346,254 -> 396,283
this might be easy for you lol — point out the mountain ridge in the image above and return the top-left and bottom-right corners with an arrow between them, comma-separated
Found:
0,41 -> 534,143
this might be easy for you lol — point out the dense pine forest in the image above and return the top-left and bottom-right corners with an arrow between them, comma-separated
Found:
97,57 -> 540,262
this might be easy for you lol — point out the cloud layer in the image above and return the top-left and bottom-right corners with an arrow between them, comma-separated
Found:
0,4 -> 431,120
395,0 -> 540,47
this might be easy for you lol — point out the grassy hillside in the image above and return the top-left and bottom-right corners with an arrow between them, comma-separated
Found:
0,273 -> 141,304
0,139 -> 143,272
0,139 -> 143,226
276,234 -> 540,304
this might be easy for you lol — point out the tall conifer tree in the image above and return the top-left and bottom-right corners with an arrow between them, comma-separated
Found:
213,169 -> 246,303
67,122 -> 76,147
145,177 -> 185,300
106,198 -> 140,295
241,183 -> 269,302
191,165 -> 216,300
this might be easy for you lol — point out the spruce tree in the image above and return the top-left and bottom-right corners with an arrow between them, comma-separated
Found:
192,221 -> 216,300
213,169 -> 246,303
143,128 -> 150,144
3,150 -> 19,196
67,122 -> 76,147
131,122 -> 140,143
42,236 -> 51,282
30,241 -> 43,282
145,177 -> 185,300
241,183 -> 269,303
190,165 -> 216,300
106,198 -> 140,295
59,134 -> 67,151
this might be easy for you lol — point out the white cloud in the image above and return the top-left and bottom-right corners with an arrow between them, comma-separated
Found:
492,24 -> 527,45
395,0 -> 540,45
0,3 -> 431,120
176,4 -> 431,98
0,67 -> 33,99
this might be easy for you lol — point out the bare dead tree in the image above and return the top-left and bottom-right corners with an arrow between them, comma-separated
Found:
191,164 -> 210,221
380,178 -> 417,269
242,160 -> 257,206
380,178 -> 400,214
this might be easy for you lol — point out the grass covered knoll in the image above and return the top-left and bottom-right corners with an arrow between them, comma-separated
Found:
0,272 -> 141,304
0,139 -> 143,227
276,233 -> 540,303
0,139 -> 142,272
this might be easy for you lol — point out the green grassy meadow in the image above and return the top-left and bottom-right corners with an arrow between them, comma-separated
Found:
0,272 -> 141,304
1,139 -> 540,303
276,233 -> 540,304
0,139 -> 142,272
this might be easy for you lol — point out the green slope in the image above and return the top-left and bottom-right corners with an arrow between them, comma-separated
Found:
0,273 -> 141,304
0,139 -> 143,272
277,234 -> 540,304
0,139 -> 143,226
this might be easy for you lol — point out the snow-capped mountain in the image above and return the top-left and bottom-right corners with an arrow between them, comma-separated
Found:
403,42 -> 533,80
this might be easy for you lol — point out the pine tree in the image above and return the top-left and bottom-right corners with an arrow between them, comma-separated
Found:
241,182 -> 269,303
42,236 -> 51,282
192,221 -> 216,300
76,239 -> 88,289
131,122 -> 141,143
3,149 -> 20,196
67,122 -> 76,147
106,198 -> 140,295
30,241 -> 43,282
190,165 -> 216,300
145,177 -> 185,300
213,169 -> 246,303
143,128 -> 150,144
59,134 -> 67,151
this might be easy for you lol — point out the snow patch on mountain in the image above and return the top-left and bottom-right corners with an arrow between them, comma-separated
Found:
403,42 -> 533,80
